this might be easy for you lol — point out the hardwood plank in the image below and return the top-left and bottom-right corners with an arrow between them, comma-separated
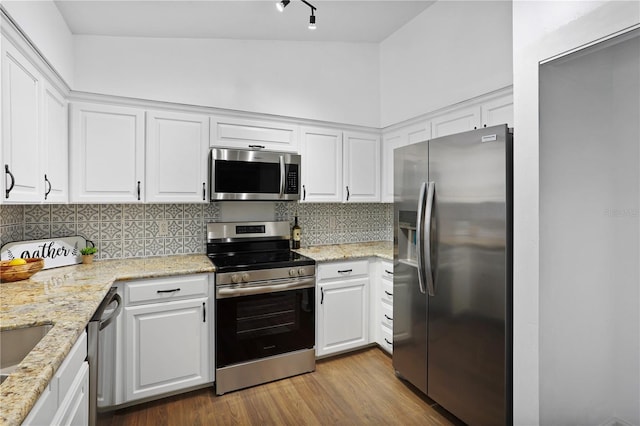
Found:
99,348 -> 460,426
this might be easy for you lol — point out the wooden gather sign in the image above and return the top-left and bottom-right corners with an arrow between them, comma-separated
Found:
0,236 -> 90,270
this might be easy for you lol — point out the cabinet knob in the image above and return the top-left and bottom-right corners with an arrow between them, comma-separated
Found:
241,273 -> 250,282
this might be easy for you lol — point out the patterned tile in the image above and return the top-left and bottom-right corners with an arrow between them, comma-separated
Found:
0,205 -> 24,225
24,223 -> 50,240
145,204 -> 164,220
184,236 -> 204,254
123,239 -> 145,258
144,238 -> 165,257
51,222 -> 77,238
100,221 -> 122,240
77,222 -> 100,242
51,205 -> 76,222
99,239 -> 123,260
165,237 -> 184,255
183,219 -> 204,237
123,221 -> 145,240
168,219 -> 183,237
165,204 -> 183,220
123,204 -> 145,221
145,221 -> 160,239
24,205 -> 51,223
204,203 -> 221,221
184,204 -> 203,219
100,204 -> 123,222
77,205 -> 100,223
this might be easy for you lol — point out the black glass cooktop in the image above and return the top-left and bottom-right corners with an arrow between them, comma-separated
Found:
208,250 -> 315,272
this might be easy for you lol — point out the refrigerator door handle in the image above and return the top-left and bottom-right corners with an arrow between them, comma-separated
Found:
424,181 -> 436,297
416,182 -> 428,294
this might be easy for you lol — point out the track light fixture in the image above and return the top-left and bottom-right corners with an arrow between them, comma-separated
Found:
276,0 -> 290,12
276,0 -> 317,30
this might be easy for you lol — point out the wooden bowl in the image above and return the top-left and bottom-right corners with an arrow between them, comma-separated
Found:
0,258 -> 45,283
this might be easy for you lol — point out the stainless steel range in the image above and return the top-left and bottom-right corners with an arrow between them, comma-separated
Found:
207,221 -> 316,395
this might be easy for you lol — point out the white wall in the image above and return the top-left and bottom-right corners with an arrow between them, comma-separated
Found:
73,35 -> 380,127
539,32 -> 639,426
379,0 -> 512,127
1,0 -> 74,87
512,2 -> 640,425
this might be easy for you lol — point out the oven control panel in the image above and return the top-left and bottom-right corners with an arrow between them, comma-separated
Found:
217,265 -> 316,286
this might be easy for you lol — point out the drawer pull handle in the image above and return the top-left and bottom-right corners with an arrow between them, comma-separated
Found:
337,269 -> 352,274
248,144 -> 265,149
203,302 -> 206,322
384,291 -> 393,297
384,338 -> 392,345
384,314 -> 393,321
157,288 -> 181,294
384,270 -> 393,275
320,287 -> 324,304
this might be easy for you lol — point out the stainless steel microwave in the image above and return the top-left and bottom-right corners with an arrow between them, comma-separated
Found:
209,148 -> 301,201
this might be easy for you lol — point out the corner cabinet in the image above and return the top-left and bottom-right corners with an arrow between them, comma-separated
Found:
1,34 -> 68,204
69,102 -> 145,203
316,260 -> 370,357
300,127 -> 380,203
146,110 -> 209,203
122,274 -> 212,404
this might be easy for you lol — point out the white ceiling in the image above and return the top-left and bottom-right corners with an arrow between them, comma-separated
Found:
53,0 -> 435,43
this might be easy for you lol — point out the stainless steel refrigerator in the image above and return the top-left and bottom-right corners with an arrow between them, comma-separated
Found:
392,124 -> 513,426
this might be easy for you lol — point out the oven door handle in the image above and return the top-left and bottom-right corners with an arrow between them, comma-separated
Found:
216,277 -> 315,298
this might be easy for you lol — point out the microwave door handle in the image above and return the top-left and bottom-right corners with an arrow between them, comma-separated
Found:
279,155 -> 285,198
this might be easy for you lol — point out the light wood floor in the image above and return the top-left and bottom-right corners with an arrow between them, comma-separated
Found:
98,347 -> 462,426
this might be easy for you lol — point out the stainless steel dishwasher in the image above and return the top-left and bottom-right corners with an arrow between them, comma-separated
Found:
87,287 -> 121,426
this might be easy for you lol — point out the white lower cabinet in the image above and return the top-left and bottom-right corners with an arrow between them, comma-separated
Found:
316,260 -> 370,357
377,260 -> 394,354
122,274 -> 212,404
23,332 -> 88,426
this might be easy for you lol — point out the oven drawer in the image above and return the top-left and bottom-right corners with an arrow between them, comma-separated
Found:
318,259 -> 368,281
126,275 -> 209,304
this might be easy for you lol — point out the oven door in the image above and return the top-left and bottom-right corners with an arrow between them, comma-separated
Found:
215,278 -> 315,368
209,148 -> 300,201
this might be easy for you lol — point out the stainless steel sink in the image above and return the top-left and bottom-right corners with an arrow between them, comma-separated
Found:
0,324 -> 53,384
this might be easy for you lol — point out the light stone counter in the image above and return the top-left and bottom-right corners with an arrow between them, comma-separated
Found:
295,241 -> 394,262
0,254 -> 214,426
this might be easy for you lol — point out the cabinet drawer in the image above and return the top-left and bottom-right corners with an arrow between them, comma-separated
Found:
380,325 -> 393,353
381,277 -> 393,304
381,303 -> 393,329
318,260 -> 369,281
126,274 -> 208,305
380,261 -> 393,280
56,331 -> 87,404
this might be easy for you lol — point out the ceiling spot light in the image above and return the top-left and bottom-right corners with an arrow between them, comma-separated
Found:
308,11 -> 316,30
276,0 -> 290,12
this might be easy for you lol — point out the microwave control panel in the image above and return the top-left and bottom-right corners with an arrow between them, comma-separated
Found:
285,164 -> 299,194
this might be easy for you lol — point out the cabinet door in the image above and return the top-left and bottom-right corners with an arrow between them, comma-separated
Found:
124,297 -> 209,402
381,122 -> 429,203
431,106 -> 481,139
70,102 -> 145,203
300,126 -> 342,203
1,40 -> 41,203
481,96 -> 514,128
317,278 -> 369,357
210,116 -> 298,152
146,110 -> 209,203
42,80 -> 68,203
343,131 -> 380,202
52,361 -> 89,426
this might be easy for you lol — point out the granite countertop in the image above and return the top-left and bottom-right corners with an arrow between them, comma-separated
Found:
295,241 -> 394,262
0,254 -> 215,426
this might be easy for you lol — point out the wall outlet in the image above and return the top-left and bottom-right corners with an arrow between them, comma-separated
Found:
157,220 -> 169,237
329,216 -> 336,230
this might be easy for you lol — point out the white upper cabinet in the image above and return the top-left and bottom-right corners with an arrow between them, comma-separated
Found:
381,121 -> 429,203
70,102 -> 145,203
1,36 -> 68,204
300,126 -> 343,203
210,116 -> 299,152
430,105 -> 481,139
343,131 -> 380,203
2,40 -> 41,203
42,80 -> 68,203
481,95 -> 514,128
146,110 -> 209,203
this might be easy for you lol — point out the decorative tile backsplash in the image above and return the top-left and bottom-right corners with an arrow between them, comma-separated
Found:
0,202 -> 392,260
